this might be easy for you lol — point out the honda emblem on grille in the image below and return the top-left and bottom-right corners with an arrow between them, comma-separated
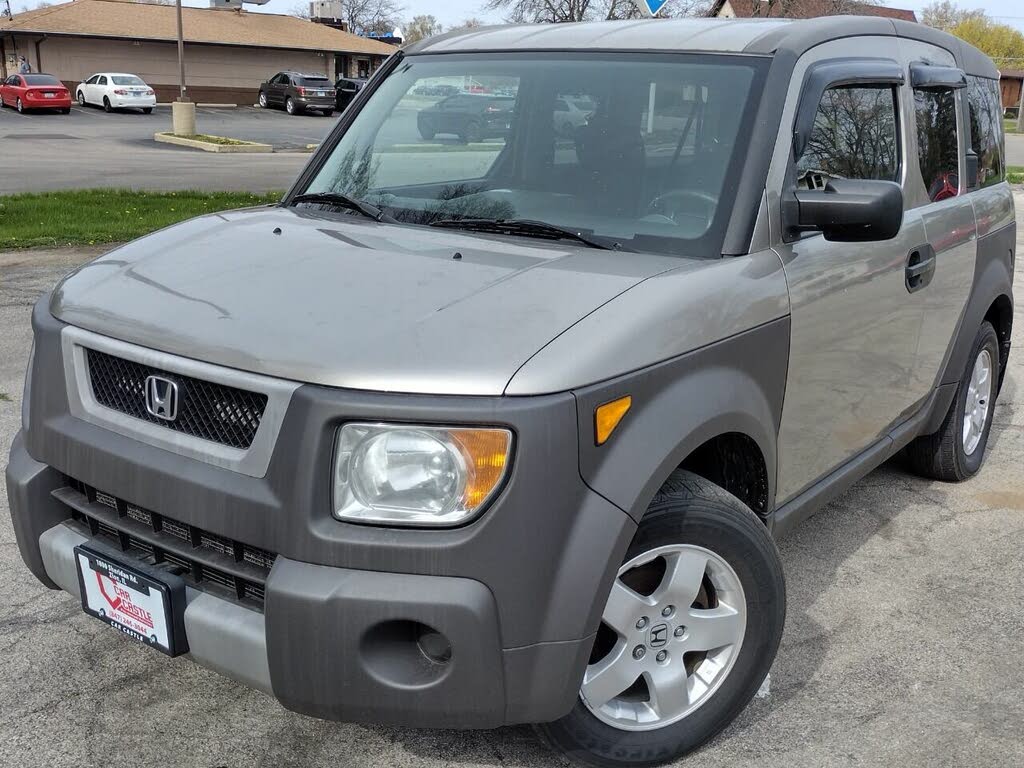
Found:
145,376 -> 179,422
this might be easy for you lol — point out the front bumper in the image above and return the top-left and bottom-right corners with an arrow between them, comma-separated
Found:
7,298 -> 637,727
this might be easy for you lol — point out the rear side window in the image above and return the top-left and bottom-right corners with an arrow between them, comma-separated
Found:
795,86 -> 900,188
914,88 -> 960,202
967,76 -> 1004,189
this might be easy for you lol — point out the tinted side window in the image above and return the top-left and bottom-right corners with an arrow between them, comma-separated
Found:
796,86 -> 900,187
967,75 -> 1004,189
914,88 -> 960,202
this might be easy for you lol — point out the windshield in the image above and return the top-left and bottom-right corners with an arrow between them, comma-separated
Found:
298,77 -> 332,87
24,75 -> 61,86
303,53 -> 766,256
112,76 -> 146,86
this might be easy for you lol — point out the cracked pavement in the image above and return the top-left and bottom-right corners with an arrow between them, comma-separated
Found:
1,199 -> 1022,768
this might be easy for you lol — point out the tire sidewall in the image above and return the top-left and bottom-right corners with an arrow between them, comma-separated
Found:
953,323 -> 1000,477
544,501 -> 785,768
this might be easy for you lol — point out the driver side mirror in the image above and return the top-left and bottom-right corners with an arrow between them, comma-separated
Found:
793,179 -> 904,242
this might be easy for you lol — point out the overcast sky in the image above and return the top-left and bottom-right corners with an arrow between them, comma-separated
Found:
9,0 -> 1024,33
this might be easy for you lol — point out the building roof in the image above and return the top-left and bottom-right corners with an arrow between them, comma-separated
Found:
708,0 -> 917,22
0,0 -> 396,55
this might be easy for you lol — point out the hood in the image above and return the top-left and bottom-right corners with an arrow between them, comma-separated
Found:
51,207 -> 682,395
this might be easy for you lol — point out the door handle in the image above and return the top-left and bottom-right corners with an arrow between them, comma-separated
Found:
906,246 -> 936,293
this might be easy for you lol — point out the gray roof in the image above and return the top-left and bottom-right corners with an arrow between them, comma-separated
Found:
408,16 -> 998,79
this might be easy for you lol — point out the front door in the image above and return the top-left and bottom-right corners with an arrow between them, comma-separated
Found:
772,39 -> 931,503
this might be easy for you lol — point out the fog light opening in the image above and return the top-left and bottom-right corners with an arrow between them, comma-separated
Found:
417,630 -> 453,665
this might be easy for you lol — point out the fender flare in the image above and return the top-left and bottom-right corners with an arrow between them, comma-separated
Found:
574,319 -> 788,523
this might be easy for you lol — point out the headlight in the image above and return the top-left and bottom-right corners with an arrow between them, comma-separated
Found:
333,423 -> 513,527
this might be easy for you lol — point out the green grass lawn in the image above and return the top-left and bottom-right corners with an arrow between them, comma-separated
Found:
1006,118 -> 1021,134
1008,166 -> 1024,184
0,189 -> 283,249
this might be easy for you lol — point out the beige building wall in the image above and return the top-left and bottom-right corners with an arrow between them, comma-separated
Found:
28,36 -> 333,102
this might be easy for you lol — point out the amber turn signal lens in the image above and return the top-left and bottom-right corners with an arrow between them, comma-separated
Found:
450,429 -> 513,508
595,396 -> 632,446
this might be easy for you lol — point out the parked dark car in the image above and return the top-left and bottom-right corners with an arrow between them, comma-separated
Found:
416,93 -> 516,143
258,72 -> 336,116
335,77 -> 366,111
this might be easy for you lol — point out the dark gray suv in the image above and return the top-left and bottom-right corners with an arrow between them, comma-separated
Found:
7,16 -> 1015,768
258,71 -> 336,116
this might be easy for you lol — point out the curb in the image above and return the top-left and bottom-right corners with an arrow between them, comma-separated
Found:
155,103 -> 238,108
154,133 -> 273,153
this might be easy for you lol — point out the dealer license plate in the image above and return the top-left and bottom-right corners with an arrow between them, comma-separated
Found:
75,543 -> 186,656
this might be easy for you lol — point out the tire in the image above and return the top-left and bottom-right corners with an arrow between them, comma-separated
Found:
103,97 -> 112,113
321,110 -> 334,117
17,98 -> 24,114
905,321 -> 1001,482
537,470 -> 786,768
60,108 -> 70,114
78,91 -> 87,107
461,120 -> 482,144
418,121 -> 436,141
285,97 -> 298,115
258,91 -> 268,109
143,107 -> 153,115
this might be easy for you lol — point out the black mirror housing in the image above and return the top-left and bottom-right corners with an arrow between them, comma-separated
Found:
794,179 -> 904,242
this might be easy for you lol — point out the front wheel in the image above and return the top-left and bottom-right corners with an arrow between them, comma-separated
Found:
537,471 -> 785,767
258,91 -> 268,109
78,91 -> 87,107
905,321 -> 1001,481
103,97 -> 112,113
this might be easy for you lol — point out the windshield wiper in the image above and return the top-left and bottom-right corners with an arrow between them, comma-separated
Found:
428,218 -> 623,251
290,192 -> 398,224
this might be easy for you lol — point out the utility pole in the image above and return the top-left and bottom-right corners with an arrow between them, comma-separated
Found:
176,0 -> 186,101
171,0 -> 196,136
1017,77 -> 1023,135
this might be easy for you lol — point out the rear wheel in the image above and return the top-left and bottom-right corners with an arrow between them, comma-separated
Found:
143,107 -> 153,115
462,119 -> 482,144
285,97 -> 298,115
905,321 -> 1001,482
60,108 -> 70,114
321,109 -> 334,117
16,98 -> 24,114
103,96 -> 112,113
537,471 -> 785,767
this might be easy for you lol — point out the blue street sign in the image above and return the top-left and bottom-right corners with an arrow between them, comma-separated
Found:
636,0 -> 670,16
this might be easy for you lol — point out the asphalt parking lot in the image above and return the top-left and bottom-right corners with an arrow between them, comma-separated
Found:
0,105 -> 326,194
0,195 -> 1021,768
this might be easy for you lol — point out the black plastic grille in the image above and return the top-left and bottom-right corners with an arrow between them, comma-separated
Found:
59,478 -> 274,609
86,349 -> 268,450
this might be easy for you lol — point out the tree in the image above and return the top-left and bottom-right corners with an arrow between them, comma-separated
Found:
483,0 -> 711,24
403,14 -> 442,44
451,17 -> 485,31
340,0 -> 404,35
290,2 -> 310,18
949,15 -> 1024,69
920,0 -> 984,31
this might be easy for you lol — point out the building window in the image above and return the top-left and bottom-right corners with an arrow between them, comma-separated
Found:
967,75 -> 1004,190
914,87 -> 960,202
795,86 -> 900,187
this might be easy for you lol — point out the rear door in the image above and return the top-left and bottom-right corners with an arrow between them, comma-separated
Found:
770,38 -> 931,504
896,39 -> 980,397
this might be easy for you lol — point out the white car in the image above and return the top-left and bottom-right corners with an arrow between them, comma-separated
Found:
77,73 -> 157,113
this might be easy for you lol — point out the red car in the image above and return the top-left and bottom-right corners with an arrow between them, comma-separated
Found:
1,73 -> 72,114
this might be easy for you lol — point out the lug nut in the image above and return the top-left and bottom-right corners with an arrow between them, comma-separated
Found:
633,645 -> 646,660
636,617 -> 648,630
674,626 -> 685,638
662,605 -> 675,618
656,651 -> 668,663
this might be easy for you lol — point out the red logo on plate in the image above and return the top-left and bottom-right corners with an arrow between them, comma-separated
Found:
97,572 -> 154,629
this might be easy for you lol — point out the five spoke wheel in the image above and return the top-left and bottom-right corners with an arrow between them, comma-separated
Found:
963,349 -> 992,456
581,544 -> 746,731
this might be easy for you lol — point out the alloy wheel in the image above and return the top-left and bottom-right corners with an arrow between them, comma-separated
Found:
78,91 -> 86,107
581,544 -> 747,731
963,348 -> 993,456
